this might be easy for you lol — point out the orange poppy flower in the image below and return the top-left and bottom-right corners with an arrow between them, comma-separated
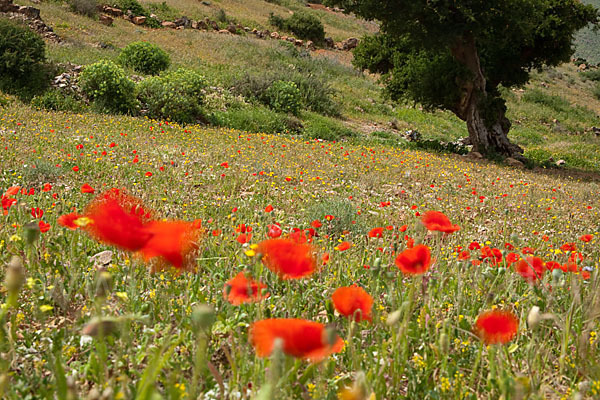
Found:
138,219 -> 203,271
458,250 -> 470,261
264,205 -> 274,213
580,234 -> 593,243
84,190 -> 154,251
368,227 -> 384,238
394,244 -> 431,275
514,256 -> 544,283
223,272 -> 269,305
332,286 -> 373,322
560,242 -> 576,252
57,212 -> 82,230
81,183 -> 95,194
420,211 -> 460,234
249,318 -> 344,362
474,310 -> 519,345
257,239 -> 316,279
311,220 -> 322,228
38,221 -> 51,233
335,241 -> 351,251
4,186 -> 20,196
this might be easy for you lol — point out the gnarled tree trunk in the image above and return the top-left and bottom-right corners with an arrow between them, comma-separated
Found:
450,35 -> 524,160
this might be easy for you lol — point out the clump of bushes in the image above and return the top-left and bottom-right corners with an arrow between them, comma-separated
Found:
264,80 -> 302,115
118,41 -> 170,75
31,90 -> 86,113
79,60 -> 137,114
137,68 -> 207,123
0,18 -> 50,100
302,113 -> 356,141
69,0 -> 98,17
109,0 -> 146,16
268,11 -> 325,43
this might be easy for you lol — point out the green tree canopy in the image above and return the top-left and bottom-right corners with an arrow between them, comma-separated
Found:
333,0 -> 598,159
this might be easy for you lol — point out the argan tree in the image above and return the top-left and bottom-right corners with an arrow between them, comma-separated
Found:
332,1 -> 598,159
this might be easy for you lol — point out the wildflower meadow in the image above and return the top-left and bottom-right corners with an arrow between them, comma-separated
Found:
0,103 -> 600,399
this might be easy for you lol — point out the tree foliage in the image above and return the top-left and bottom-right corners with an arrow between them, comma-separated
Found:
336,0 -> 598,157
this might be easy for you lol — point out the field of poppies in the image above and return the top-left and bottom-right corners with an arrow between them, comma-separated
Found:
0,101 -> 600,399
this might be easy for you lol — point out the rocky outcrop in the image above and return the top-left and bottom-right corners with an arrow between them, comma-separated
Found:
0,0 -> 60,41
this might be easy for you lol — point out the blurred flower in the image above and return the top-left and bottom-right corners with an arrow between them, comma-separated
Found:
421,211 -> 460,234
395,244 -> 431,275
474,310 -> 518,345
257,239 -> 316,279
223,272 -> 269,305
332,285 -> 373,322
249,318 -> 343,362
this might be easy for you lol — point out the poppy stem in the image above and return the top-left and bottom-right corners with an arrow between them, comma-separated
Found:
469,342 -> 484,393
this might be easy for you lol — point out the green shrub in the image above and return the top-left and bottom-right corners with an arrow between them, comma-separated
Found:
302,113 -> 356,141
593,83 -> 600,101
109,0 -> 146,16
208,106 -> 297,134
264,80 -> 302,115
69,0 -> 97,17
0,18 -> 49,100
31,90 -> 86,113
118,41 -> 170,75
581,69 -> 600,82
79,60 -> 137,114
269,12 -> 325,43
147,2 -> 179,21
521,89 -> 571,113
137,68 -> 207,123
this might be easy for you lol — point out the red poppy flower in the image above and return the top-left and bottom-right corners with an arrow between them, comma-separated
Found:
249,319 -> 344,362
506,252 -> 520,267
324,215 -> 334,222
468,241 -> 481,250
81,183 -> 95,194
72,166 -> 79,172
399,225 -> 408,232
514,256 -> 544,283
545,261 -> 561,271
42,183 -> 52,192
311,220 -> 322,228
368,227 -> 384,238
57,212 -> 82,230
580,234 -> 593,243
267,224 -> 282,239
236,233 -> 252,244
257,239 -> 316,279
458,250 -> 470,261
38,221 -> 50,233
4,186 -> 20,196
139,219 -> 203,271
332,285 -> 373,322
560,242 -> 576,252
31,207 -> 43,219
223,272 -> 269,305
474,310 -> 519,345
83,189 -> 154,251
394,244 -> 431,275
420,211 -> 460,234
264,205 -> 274,213
335,241 -> 351,251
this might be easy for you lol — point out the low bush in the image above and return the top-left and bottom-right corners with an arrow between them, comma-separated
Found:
69,0 -> 97,17
109,0 -> 146,16
31,90 -> 86,113
302,113 -> 356,141
118,41 -> 170,75
0,18 -> 50,100
269,11 -> 325,43
79,60 -> 137,114
264,81 -> 302,115
137,68 -> 207,123
208,106 -> 299,135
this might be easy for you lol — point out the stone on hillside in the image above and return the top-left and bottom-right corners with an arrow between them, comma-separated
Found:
18,6 -> 40,19
191,20 -> 198,29
209,20 -> 219,30
174,16 -> 190,28
505,157 -> 524,168
226,24 -> 236,34
132,16 -> 146,25
341,37 -> 359,50
197,20 -> 207,29
324,37 -> 334,48
556,159 -> 566,166
270,31 -> 279,39
99,14 -> 113,26
467,151 -> 484,159
295,39 -> 303,46
103,6 -> 123,17
218,29 -> 230,34
305,40 -> 315,50
161,21 -> 176,28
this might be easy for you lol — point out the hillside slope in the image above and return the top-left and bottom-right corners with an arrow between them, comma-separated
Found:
574,0 -> 600,64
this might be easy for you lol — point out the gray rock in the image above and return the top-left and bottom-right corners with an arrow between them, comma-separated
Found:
505,157 -> 524,167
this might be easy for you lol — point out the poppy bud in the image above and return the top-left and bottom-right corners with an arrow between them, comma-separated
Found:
373,257 -> 382,269
95,272 -> 113,298
191,304 -> 215,333
5,256 -> 24,293
322,324 -> 339,347
23,221 -> 40,245
82,317 -> 118,337
527,306 -> 541,329
386,309 -> 402,326
552,268 -> 563,284
439,333 -> 450,354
